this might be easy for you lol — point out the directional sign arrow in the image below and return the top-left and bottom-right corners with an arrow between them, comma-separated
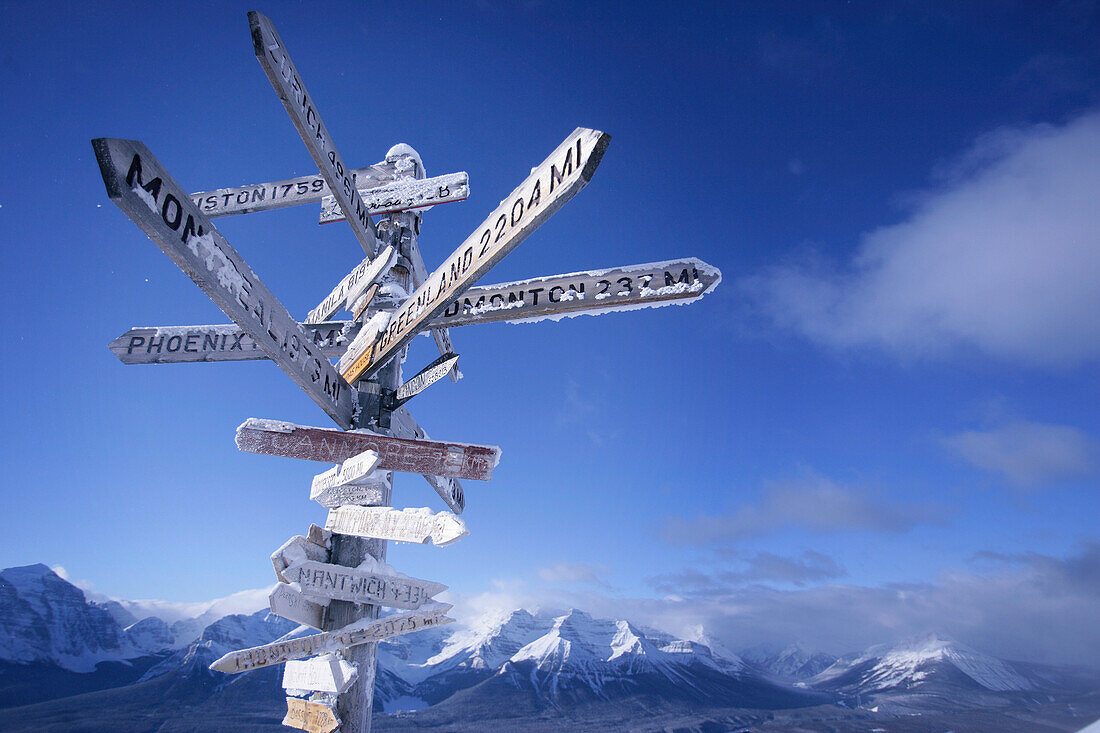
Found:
189,159 -> 398,218
283,697 -> 340,733
326,505 -> 469,548
304,246 -> 396,325
288,560 -> 446,610
310,449 -> 389,508
284,654 -> 357,696
386,352 -> 460,409
249,11 -> 379,255
318,171 -> 469,223
271,534 -> 330,585
92,138 -> 357,428
269,583 -> 325,629
210,603 -> 453,674
236,418 -> 500,482
340,127 -> 611,383
108,322 -> 358,364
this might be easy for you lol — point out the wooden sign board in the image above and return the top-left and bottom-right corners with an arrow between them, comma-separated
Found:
433,258 -> 722,327
310,474 -> 388,509
210,603 -> 454,673
236,418 -> 500,482
189,159 -> 397,218
311,449 -> 382,495
391,353 -> 460,407
326,505 -> 468,547
108,321 -> 357,364
109,257 -> 720,365
283,654 -> 357,695
271,534 -> 330,584
269,583 -> 325,629
304,246 -> 396,325
408,239 -> 460,383
288,560 -> 446,609
318,171 -> 470,223
250,11 -> 379,255
92,138 -> 357,428
388,406 -> 466,513
283,697 -> 340,733
340,127 -> 611,382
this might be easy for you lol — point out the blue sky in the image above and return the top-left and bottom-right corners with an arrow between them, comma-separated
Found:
1,2 -> 1098,664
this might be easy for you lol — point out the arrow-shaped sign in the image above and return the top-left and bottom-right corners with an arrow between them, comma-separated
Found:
249,11 -> 379,255
340,127 -> 611,382
236,418 -> 500,482
310,449 -> 388,508
287,560 -> 446,610
318,171 -> 469,223
92,138 -> 357,428
283,697 -> 340,733
304,246 -> 396,325
269,583 -> 325,629
326,505 -> 468,547
210,603 -> 453,674
385,352 -> 460,409
271,533 -> 330,585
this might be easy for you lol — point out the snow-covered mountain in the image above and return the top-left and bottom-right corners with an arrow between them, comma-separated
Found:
741,641 -> 837,680
809,633 -> 1035,694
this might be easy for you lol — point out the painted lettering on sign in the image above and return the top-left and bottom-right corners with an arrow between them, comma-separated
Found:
325,505 -> 469,547
304,246 -> 396,325
235,418 -> 500,483
91,138 -> 356,428
109,322 -> 358,364
341,127 -> 611,382
318,171 -> 470,223
288,560 -> 446,610
209,604 -> 454,674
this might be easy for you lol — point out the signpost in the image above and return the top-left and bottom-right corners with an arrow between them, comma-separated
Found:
318,172 -> 469,223
235,418 -> 500,484
326,505 -> 469,547
249,11 -> 380,256
210,603 -> 454,674
283,698 -> 341,733
97,12 -> 721,732
287,560 -> 446,609
92,138 -> 357,429
284,654 -> 358,696
340,127 -> 611,383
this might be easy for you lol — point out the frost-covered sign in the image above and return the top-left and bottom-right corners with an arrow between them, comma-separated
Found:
288,560 -> 446,609
340,127 -> 611,382
210,603 -> 454,673
326,505 -> 469,547
387,407 -> 466,513
269,583 -> 325,629
236,418 -> 500,483
318,171 -> 470,223
271,534 -> 330,585
109,322 -> 357,364
390,353 -> 461,407
284,654 -> 358,696
304,247 -> 396,325
250,11 -> 380,256
91,138 -> 357,428
283,697 -> 340,733
189,159 -> 397,218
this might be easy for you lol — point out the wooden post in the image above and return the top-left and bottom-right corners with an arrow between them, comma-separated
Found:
321,146 -> 424,733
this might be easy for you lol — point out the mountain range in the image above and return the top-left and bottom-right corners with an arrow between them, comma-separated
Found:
0,564 -> 1096,731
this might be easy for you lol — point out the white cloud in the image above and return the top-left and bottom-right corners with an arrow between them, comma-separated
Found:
943,419 -> 1096,487
537,562 -> 611,587
661,471 -> 951,544
743,109 -> 1100,367
50,565 -> 69,580
651,551 -> 845,591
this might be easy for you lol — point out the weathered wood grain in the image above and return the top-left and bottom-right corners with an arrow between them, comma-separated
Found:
249,11 -> 379,255
340,127 -> 610,382
236,418 -> 500,481
209,603 -> 453,673
91,138 -> 356,428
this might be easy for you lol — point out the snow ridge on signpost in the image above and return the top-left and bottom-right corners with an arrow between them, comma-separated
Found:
94,12 -> 721,733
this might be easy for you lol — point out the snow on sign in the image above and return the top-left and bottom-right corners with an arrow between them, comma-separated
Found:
340,127 -> 612,383
284,654 -> 357,696
309,449 -> 389,508
236,418 -> 500,482
390,352 -> 460,408
271,534 -> 330,584
318,171 -> 470,223
325,505 -> 469,548
304,246 -> 397,325
188,158 -> 398,218
209,603 -> 454,673
250,11 -> 379,256
91,138 -> 357,429
283,697 -> 340,733
269,583 -> 325,629
109,322 -> 358,364
287,560 -> 446,610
